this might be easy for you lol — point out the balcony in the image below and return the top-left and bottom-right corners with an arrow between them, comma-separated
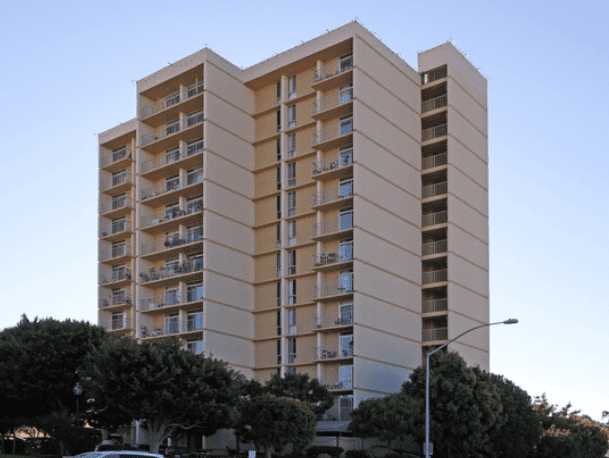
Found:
100,294 -> 132,309
422,210 -> 448,227
422,124 -> 447,142
422,298 -> 448,314
317,396 -> 354,432
100,244 -> 132,263
140,112 -> 204,151
141,227 -> 203,258
312,58 -> 353,91
422,94 -> 447,113
315,284 -> 354,301
423,327 -> 448,342
140,199 -> 203,231
101,147 -> 131,171
140,139 -> 204,177
421,66 -> 447,85
422,152 -> 448,170
140,289 -> 204,312
100,220 -> 130,240
315,312 -> 353,330
100,196 -> 132,217
140,80 -> 204,121
313,249 -> 353,271
109,316 -> 130,332
140,258 -> 203,285
323,379 -> 353,391
422,239 -> 447,257
312,189 -> 353,209
101,171 -> 132,193
100,269 -> 132,287
312,87 -> 353,120
140,172 -> 203,206
316,345 -> 353,361
312,153 -> 353,180
312,220 -> 353,241
312,122 -> 353,150
141,314 -> 204,339
422,181 -> 448,199
422,269 -> 448,285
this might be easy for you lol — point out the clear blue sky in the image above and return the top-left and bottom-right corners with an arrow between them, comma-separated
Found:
1,1 -> 607,419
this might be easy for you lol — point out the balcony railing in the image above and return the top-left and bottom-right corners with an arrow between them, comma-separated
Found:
422,210 -> 448,227
140,259 -> 203,283
422,298 -> 448,314
422,181 -> 448,198
423,327 -> 448,341
141,200 -> 203,228
101,245 -> 131,261
422,124 -> 447,141
100,220 -> 130,237
422,269 -> 448,284
312,87 -> 353,114
422,94 -> 447,113
140,139 -> 204,173
312,123 -> 353,146
313,220 -> 353,237
317,345 -> 353,360
140,289 -> 205,311
139,81 -> 204,118
312,153 -> 353,176
101,148 -> 131,168
323,379 -> 353,390
140,113 -> 204,147
101,171 -> 131,191
312,189 -> 353,206
315,284 -> 354,299
315,312 -> 353,329
422,239 -> 447,256
422,152 -> 448,169
313,58 -> 353,82
141,228 -> 203,255
421,66 -> 447,85
110,317 -> 130,331
100,294 -> 131,308
101,196 -> 131,214
314,250 -> 353,267
140,173 -> 203,201
142,314 -> 203,338
100,269 -> 131,285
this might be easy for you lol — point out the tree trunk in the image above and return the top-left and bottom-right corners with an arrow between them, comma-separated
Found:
265,447 -> 272,458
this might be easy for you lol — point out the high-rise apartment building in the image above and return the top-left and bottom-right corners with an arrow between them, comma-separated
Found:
98,21 -> 488,439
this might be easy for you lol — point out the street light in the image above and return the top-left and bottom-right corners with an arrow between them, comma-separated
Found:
73,382 -> 83,421
423,318 -> 518,458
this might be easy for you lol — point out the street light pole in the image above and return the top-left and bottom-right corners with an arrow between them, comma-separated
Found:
73,382 -> 83,423
423,318 -> 518,458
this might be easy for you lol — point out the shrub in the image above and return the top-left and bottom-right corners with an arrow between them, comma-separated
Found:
306,445 -> 343,458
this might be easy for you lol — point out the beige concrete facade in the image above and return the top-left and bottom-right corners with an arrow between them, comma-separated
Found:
98,21 -> 489,435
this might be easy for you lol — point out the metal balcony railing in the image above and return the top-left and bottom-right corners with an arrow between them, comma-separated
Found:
422,152 -> 448,169
313,219 -> 353,237
313,57 -> 353,82
421,66 -> 447,85
140,288 -> 204,311
142,314 -> 203,338
317,345 -> 353,360
323,379 -> 353,390
139,259 -> 203,283
139,81 -> 205,118
100,294 -> 131,308
313,249 -> 353,267
101,245 -> 131,261
422,269 -> 448,284
100,269 -> 131,285
422,94 -> 447,113
422,181 -> 448,198
101,147 -> 131,167
315,284 -> 354,299
142,227 -> 203,255
312,188 -> 353,206
140,112 -> 204,147
312,122 -> 353,146
422,298 -> 448,314
140,139 -> 204,173
140,173 -> 203,201
422,210 -> 448,227
312,153 -> 353,175
110,316 -> 130,331
423,327 -> 448,341
141,200 -> 203,228
422,124 -> 448,141
101,196 -> 131,214
312,87 -> 353,113
100,220 -> 130,237
422,239 -> 448,256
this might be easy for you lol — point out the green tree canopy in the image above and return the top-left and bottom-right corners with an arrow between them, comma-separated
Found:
264,372 -> 333,415
236,394 -> 315,458
80,337 -> 243,452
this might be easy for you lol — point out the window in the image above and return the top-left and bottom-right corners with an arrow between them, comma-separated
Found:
166,146 -> 180,163
340,270 -> 353,292
186,340 -> 204,355
276,281 -> 281,306
276,165 -> 282,190
276,109 -> 282,132
165,202 -> 180,219
166,175 -> 180,191
111,288 -> 127,305
339,178 -> 353,198
339,85 -> 353,104
339,364 -> 353,388
339,208 -> 353,230
286,366 -> 296,375
165,313 -> 180,334
186,110 -> 204,126
186,168 -> 203,185
111,264 -> 128,281
339,115 -> 353,135
187,79 -> 204,97
111,170 -> 127,187
287,104 -> 296,128
287,75 -> 296,99
111,193 -> 127,210
287,250 -> 296,275
111,312 -> 125,330
287,162 -> 296,187
276,309 -> 282,335
276,137 -> 281,161
339,302 -> 353,325
165,91 -> 180,108
287,220 -> 296,246
186,225 -> 203,242
287,337 -> 297,363
166,119 -> 180,135
186,311 -> 203,331
339,145 -> 353,166
165,287 -> 180,305
111,241 -> 126,258
287,132 -> 296,157
339,239 -> 353,261
186,138 -> 204,155
340,333 -> 353,357
187,282 -> 204,302
276,80 -> 282,102
276,195 -> 282,219
276,339 -> 282,364
287,191 -> 296,217
111,218 -> 126,234
186,196 -> 203,214
276,252 -> 282,276
339,54 -> 353,72
189,253 -> 204,271
112,146 -> 128,162
276,223 -> 281,247
288,308 -> 296,335
165,256 -> 180,274
287,279 -> 296,304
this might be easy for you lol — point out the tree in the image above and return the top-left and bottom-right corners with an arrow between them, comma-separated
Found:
474,370 -> 541,458
80,338 -> 243,452
264,372 -> 333,416
401,351 -> 502,458
0,316 -> 107,454
350,393 -> 418,452
237,394 -> 315,458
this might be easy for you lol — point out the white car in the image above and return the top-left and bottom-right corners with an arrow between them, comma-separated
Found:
77,451 -> 164,458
